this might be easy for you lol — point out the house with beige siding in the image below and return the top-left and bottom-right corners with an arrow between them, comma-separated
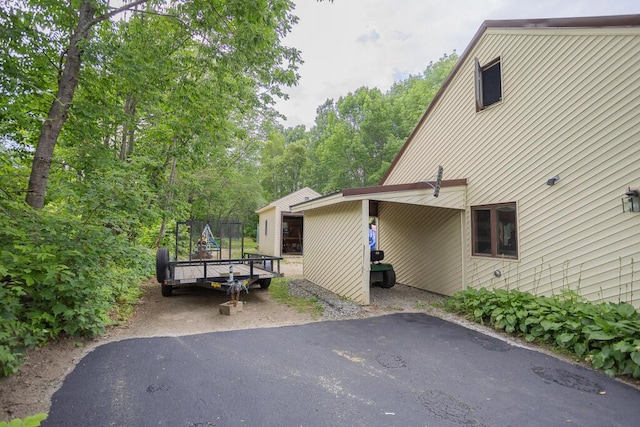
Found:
292,15 -> 640,306
256,187 -> 321,257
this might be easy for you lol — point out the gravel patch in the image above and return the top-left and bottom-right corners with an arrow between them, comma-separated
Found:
286,279 -> 364,319
286,279 -> 447,320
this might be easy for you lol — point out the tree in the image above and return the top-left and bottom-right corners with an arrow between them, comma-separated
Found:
4,0 -> 301,209
259,124 -> 309,201
303,87 -> 394,191
388,52 -> 459,136
24,1 -> 148,208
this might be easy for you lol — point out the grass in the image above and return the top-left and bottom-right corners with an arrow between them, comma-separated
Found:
269,278 -> 324,317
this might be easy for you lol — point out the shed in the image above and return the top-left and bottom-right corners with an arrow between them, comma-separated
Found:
292,15 -> 640,307
256,187 -> 321,257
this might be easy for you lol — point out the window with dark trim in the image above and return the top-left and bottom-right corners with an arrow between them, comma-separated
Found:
475,57 -> 502,111
264,220 -> 268,236
471,203 -> 517,258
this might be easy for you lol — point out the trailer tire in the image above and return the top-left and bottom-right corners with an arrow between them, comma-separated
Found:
379,269 -> 396,288
156,248 -> 170,283
258,278 -> 271,289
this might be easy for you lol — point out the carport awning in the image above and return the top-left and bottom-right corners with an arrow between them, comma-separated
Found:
291,179 -> 467,212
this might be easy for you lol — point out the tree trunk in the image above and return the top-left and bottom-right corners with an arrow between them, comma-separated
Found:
24,0 -> 149,208
25,2 -> 96,209
119,95 -> 138,161
154,138 -> 179,248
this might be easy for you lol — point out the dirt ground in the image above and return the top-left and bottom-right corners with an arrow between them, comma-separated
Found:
1,257 -> 637,422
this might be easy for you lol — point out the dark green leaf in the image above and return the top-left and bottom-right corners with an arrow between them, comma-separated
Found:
588,331 -> 618,341
556,333 -> 576,344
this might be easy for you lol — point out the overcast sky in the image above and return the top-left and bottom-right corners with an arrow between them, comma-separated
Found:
275,0 -> 639,129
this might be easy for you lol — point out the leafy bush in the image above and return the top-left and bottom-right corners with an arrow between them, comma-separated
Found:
445,287 -> 640,378
0,198 -> 153,376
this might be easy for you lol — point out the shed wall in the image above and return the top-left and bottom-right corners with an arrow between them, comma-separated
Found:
258,208 -> 276,256
379,203 -> 463,296
257,188 -> 320,256
384,28 -> 640,305
304,201 -> 369,304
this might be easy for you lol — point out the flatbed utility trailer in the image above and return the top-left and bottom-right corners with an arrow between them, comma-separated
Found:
155,221 -> 282,297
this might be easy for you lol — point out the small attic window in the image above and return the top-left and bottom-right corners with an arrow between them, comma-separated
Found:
475,57 -> 502,111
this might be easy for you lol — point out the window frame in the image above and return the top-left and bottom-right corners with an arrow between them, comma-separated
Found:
471,202 -> 518,259
475,57 -> 503,111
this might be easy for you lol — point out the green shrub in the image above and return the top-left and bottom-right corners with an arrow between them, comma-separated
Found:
0,198 -> 153,376
445,287 -> 640,378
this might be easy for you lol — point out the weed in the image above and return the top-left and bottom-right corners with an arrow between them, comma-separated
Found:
430,300 -> 446,310
0,413 -> 47,427
269,278 -> 324,317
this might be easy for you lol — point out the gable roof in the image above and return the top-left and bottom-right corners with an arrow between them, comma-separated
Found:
379,14 -> 640,185
255,187 -> 321,214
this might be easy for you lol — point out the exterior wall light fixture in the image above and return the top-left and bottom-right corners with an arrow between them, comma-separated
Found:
622,187 -> 640,213
546,175 -> 560,186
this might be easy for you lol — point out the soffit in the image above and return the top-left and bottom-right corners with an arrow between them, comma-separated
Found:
291,180 -> 467,212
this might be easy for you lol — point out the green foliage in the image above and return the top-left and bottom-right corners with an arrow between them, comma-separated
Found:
2,0 -> 300,218
259,125 -> 309,201
388,52 -> 459,135
0,196 -> 153,376
445,288 -> 640,378
0,413 -> 47,427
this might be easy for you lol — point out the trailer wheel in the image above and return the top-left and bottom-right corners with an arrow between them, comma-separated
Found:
258,278 -> 271,289
156,248 -> 169,283
379,269 -> 396,288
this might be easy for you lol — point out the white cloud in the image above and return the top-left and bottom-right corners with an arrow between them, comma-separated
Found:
276,0 -> 639,129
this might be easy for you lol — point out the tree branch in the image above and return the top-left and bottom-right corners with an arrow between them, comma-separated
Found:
85,0 -> 150,30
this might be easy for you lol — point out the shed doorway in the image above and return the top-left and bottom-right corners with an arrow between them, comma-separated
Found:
281,214 -> 304,255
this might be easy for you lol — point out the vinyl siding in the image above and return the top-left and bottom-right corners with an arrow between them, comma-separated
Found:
258,207 -> 277,256
303,201 -> 369,304
379,203 -> 463,296
257,188 -> 321,256
384,27 -> 640,306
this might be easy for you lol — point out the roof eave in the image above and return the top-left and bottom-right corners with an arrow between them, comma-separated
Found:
291,179 -> 468,212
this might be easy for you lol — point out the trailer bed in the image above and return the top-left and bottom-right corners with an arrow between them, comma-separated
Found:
172,262 -> 276,284
157,249 -> 282,296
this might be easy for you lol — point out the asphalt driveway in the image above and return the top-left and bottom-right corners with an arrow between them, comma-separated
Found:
45,313 -> 639,426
